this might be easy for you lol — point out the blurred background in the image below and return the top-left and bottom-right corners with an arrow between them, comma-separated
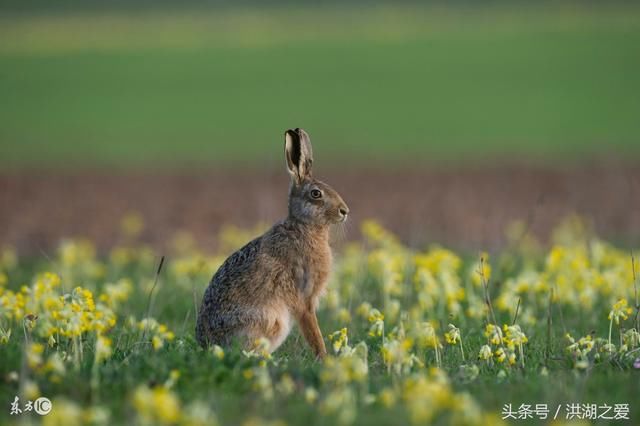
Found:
1,0 -> 639,253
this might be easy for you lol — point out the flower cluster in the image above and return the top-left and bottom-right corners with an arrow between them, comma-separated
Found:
134,317 -> 176,350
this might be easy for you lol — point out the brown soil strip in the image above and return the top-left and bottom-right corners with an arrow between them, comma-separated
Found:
1,164 -> 639,254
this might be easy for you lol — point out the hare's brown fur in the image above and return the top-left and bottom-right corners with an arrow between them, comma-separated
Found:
196,129 -> 349,358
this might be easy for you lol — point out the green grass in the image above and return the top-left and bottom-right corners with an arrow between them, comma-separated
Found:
1,218 -> 639,425
1,5 -> 640,168
1,326 -> 637,425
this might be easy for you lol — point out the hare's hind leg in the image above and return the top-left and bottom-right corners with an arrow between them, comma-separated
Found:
243,306 -> 292,353
198,306 -> 293,353
265,308 -> 293,352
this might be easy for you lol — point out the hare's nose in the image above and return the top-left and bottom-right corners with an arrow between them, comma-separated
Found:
339,207 -> 349,217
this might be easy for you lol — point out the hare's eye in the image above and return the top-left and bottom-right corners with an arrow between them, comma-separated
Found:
310,189 -> 322,199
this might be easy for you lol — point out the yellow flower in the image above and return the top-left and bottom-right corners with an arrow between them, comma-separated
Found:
608,299 -> 633,324
1,246 -> 17,269
484,324 -> 503,345
328,328 -> 349,354
478,345 -> 492,361
319,387 -> 357,425
378,388 -> 397,408
367,309 -> 384,323
58,240 -> 96,267
99,278 -> 133,308
471,252 -> 491,287
444,324 -> 460,345
218,223 -> 268,254
152,335 -> 164,350
356,302 -> 372,319
304,387 -> 318,404
276,374 -> 295,396
211,345 -> 225,360
95,335 -> 112,363
164,369 -> 181,389
320,350 -> 368,386
181,401 -> 218,426
82,406 -> 111,425
623,328 -> 640,348
121,212 -> 144,238
503,324 -> 528,348
336,307 -> 352,324
133,385 -> 181,424
367,309 -> 385,337
138,317 -> 175,351
361,220 -> 400,247
414,322 -> 441,349
0,327 -> 10,344
23,380 -> 40,400
27,342 -> 44,370
402,372 -> 455,423
44,352 -> 66,380
242,417 -> 287,426
42,398 -> 82,426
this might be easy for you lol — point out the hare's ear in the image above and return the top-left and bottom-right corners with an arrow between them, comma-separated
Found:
284,128 -> 313,185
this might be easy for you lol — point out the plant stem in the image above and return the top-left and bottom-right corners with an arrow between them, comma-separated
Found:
608,318 -> 613,353
632,250 -> 639,332
432,334 -> 441,368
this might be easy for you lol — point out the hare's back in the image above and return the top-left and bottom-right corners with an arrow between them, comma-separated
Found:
207,236 -> 264,298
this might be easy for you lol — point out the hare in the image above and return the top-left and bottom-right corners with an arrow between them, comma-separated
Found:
196,128 -> 349,358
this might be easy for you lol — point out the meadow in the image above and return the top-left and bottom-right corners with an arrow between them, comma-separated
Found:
1,4 -> 640,168
0,215 -> 639,425
1,3 -> 640,425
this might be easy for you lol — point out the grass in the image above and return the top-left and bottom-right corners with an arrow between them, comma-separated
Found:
0,218 -> 639,425
0,4 -> 640,168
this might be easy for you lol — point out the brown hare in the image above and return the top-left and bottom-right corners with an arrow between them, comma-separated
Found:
196,128 -> 349,358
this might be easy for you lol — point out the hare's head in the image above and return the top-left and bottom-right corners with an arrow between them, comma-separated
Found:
285,128 -> 349,226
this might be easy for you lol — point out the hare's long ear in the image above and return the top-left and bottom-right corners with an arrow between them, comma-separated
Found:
284,128 -> 313,185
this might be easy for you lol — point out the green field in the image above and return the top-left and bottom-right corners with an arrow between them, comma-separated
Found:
1,5 -> 640,168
